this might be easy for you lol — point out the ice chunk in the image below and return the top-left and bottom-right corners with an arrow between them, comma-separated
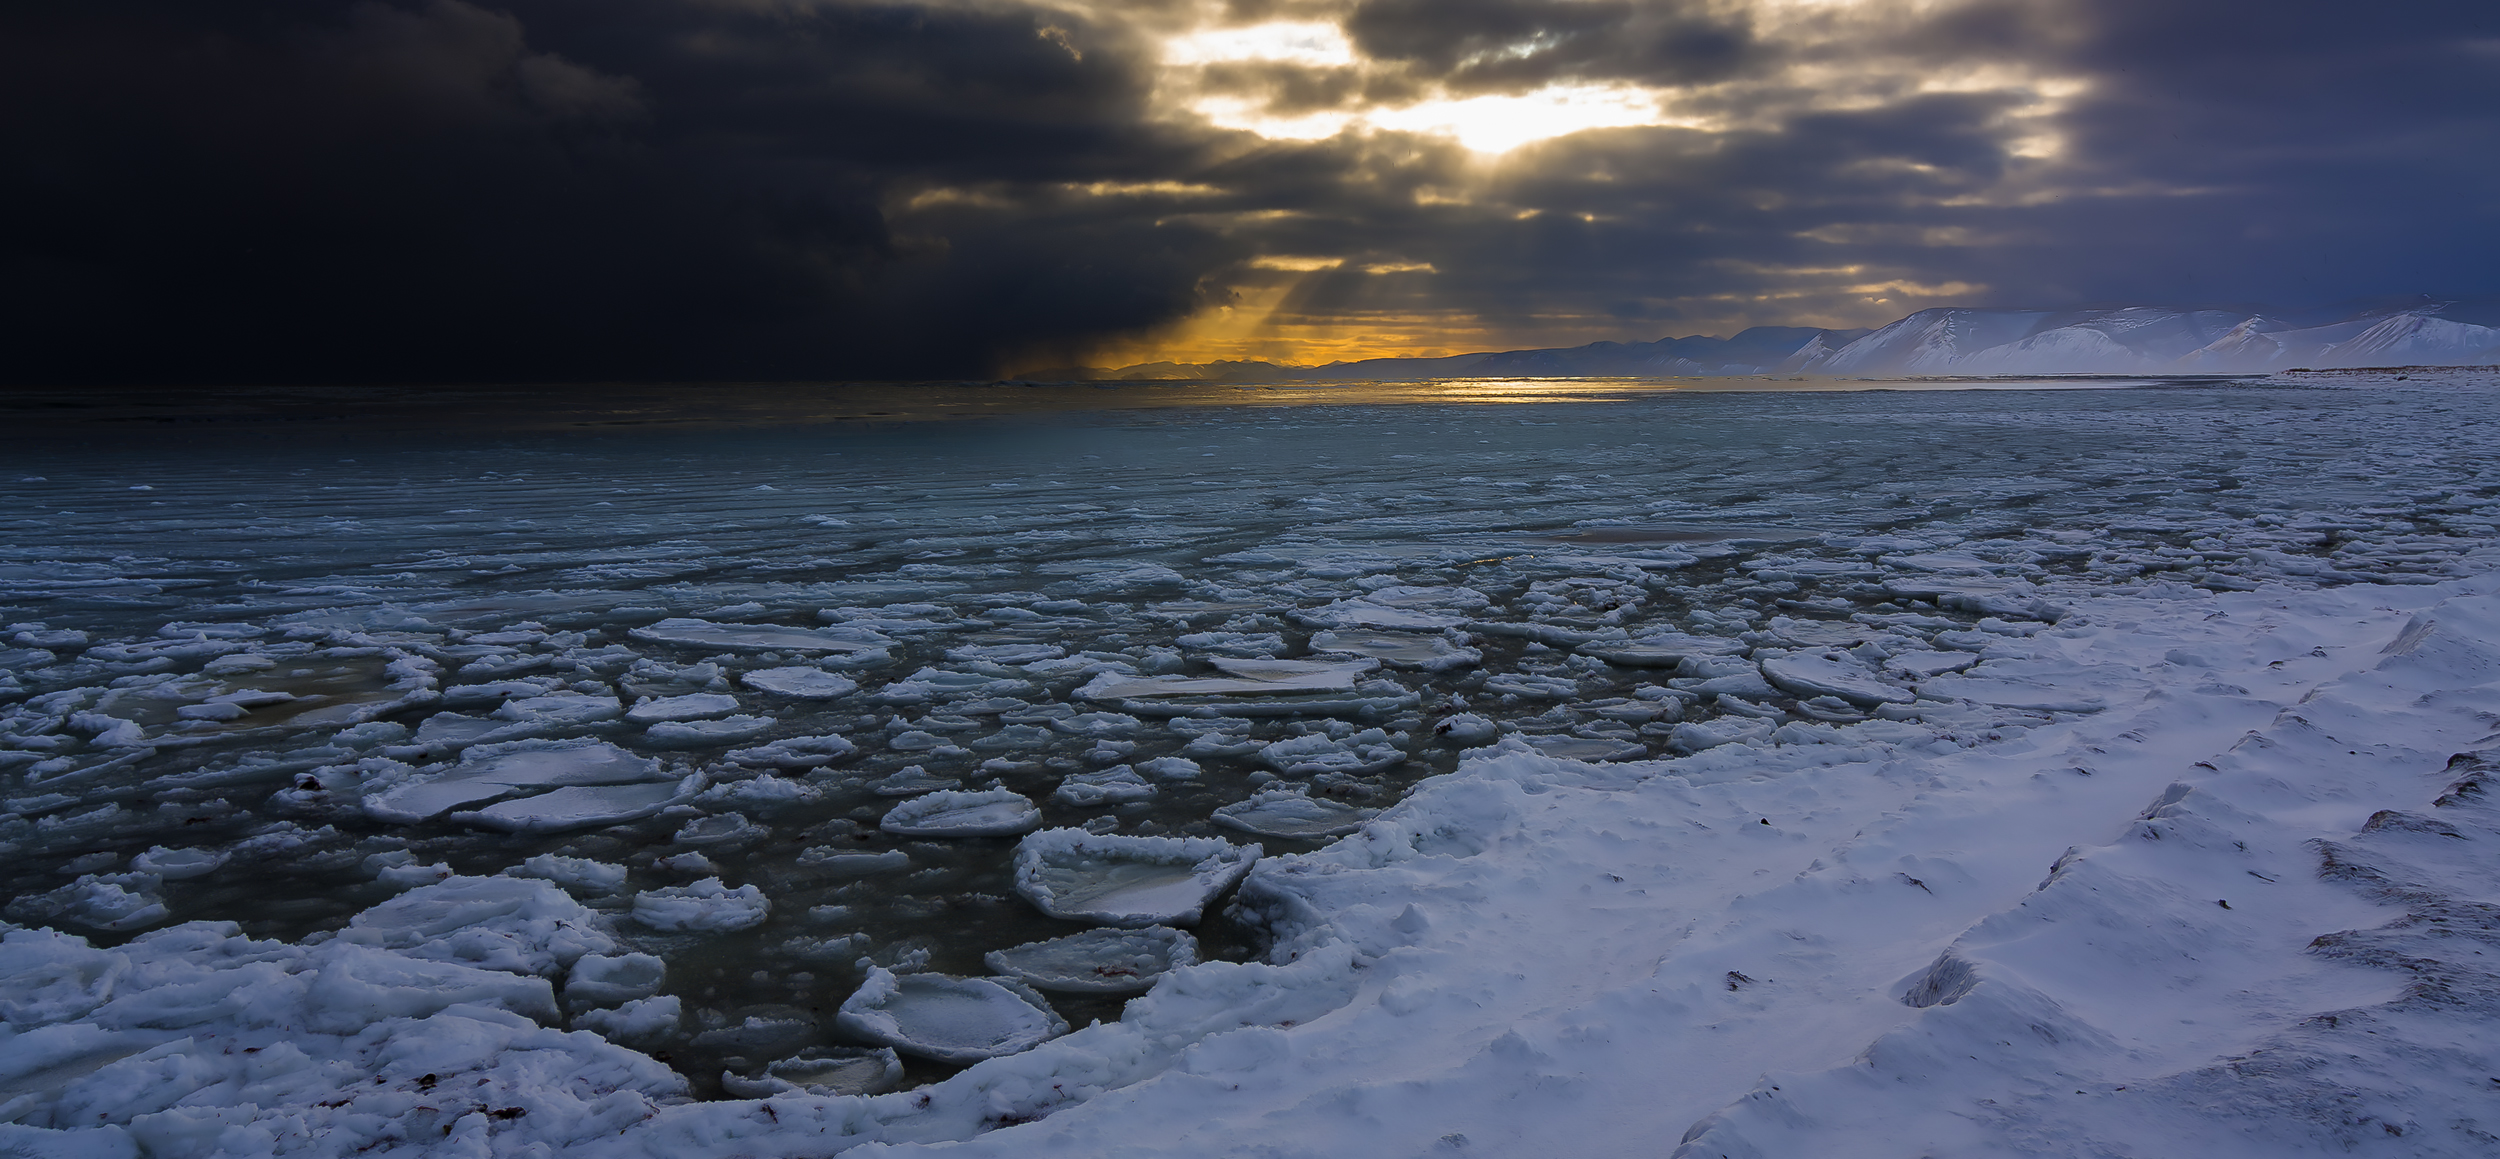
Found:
1055,766 -> 1157,806
491,692 -> 623,727
1213,788 -> 1377,839
364,739 -> 665,823
4,875 -> 166,932
0,928 -> 124,1028
1296,600 -> 1465,630
631,617 -> 893,654
1210,657 -> 1380,683
983,925 -> 1198,994
632,878 -> 770,932
879,789 -> 1043,837
128,846 -> 225,880
573,994 -> 682,1048
1666,717 -> 1775,753
626,693 -> 739,724
1049,711 -> 1145,738
870,667 -> 1036,704
1482,673 -> 1581,699
564,952 -> 666,1009
511,854 -> 629,895
341,875 -> 617,976
1883,650 -> 1980,678
673,812 -> 762,846
944,643 -> 1066,664
302,942 -> 556,1032
1013,829 -> 1260,927
869,766 -> 961,796
1258,731 -> 1404,776
833,967 -> 1068,1063
451,775 -> 697,833
643,715 -> 775,746
1076,656 -> 1410,717
1136,756 -> 1202,781
1433,713 -> 1500,745
1520,735 -> 1649,762
798,848 -> 911,876
438,676 -> 564,707
739,667 -> 860,699
696,773 -> 819,807
1576,632 -> 1748,667
725,733 -> 858,768
1308,629 -> 1480,671
720,1046 -> 904,1097
1759,654 -> 1914,706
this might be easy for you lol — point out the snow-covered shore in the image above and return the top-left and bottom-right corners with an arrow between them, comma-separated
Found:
9,568 -> 2497,1157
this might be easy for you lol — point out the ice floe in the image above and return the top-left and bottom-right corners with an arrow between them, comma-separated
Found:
1212,788 -> 1378,839
879,789 -> 1043,837
632,878 -> 769,932
361,738 -> 676,825
719,1046 -> 903,1098
1013,830 -> 1261,926
984,925 -> 1199,994
737,666 -> 860,699
833,967 -> 1069,1063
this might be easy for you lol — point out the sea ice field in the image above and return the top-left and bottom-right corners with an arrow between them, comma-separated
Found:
4,372 -> 2499,1156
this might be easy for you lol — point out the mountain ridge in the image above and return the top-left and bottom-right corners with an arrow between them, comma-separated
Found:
1026,295 -> 2500,382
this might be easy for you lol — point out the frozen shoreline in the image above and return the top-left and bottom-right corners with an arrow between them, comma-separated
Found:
6,376 -> 2500,1155
9,568 -> 2498,1156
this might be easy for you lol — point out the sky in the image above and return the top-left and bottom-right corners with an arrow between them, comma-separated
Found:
4,0 -> 2495,384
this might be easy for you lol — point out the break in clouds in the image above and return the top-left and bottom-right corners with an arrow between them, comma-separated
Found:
4,0 -> 2495,381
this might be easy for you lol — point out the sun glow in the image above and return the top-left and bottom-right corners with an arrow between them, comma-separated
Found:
1157,20 -> 1675,154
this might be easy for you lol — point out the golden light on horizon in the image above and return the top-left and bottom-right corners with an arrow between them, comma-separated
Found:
1070,1 -> 2102,373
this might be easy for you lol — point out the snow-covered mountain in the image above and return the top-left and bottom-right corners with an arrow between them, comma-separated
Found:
1795,297 -> 2500,377
1038,295 -> 2500,381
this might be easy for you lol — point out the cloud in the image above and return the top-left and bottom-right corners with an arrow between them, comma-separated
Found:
2,0 -> 2493,382
0,0 -> 1230,383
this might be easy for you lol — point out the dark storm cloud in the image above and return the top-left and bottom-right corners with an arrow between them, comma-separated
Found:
0,0 -> 1237,383
4,0 -> 2494,381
